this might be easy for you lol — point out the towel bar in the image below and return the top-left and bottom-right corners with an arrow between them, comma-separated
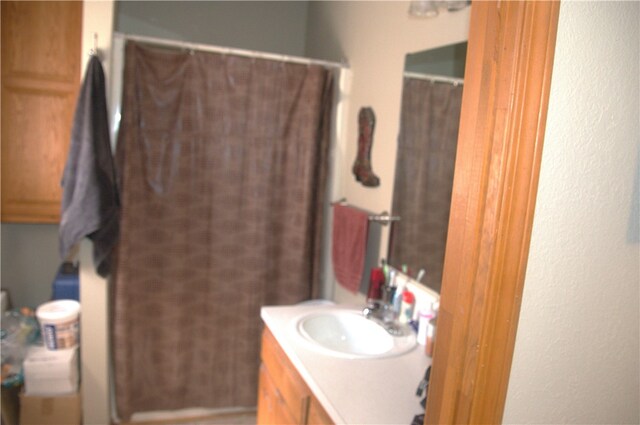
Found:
331,198 -> 401,226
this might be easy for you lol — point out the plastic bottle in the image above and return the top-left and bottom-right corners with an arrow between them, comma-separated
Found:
398,289 -> 416,323
417,308 -> 434,346
366,267 -> 384,302
398,290 -> 415,324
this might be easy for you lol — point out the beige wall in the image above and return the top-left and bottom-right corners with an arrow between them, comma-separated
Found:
305,1 -> 470,303
80,2 -> 116,424
308,3 -> 640,423
503,1 -> 639,423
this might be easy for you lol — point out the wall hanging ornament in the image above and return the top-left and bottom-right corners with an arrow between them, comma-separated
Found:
352,107 -> 380,187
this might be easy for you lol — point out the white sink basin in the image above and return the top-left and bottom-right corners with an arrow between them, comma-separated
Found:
295,309 -> 416,359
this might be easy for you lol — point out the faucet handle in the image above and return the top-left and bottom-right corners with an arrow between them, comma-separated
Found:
363,300 -> 381,317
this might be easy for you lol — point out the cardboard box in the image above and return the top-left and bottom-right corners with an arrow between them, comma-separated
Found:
23,346 -> 79,395
19,391 -> 81,425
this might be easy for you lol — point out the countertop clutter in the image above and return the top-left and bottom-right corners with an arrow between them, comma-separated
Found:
261,303 -> 431,425
20,345 -> 81,425
0,299 -> 82,425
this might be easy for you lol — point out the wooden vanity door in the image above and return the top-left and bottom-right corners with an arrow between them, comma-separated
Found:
257,363 -> 297,425
258,328 -> 312,425
307,398 -> 333,425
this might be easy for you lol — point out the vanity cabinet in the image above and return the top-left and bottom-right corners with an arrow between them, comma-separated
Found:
258,327 -> 333,425
1,1 -> 82,223
307,398 -> 334,425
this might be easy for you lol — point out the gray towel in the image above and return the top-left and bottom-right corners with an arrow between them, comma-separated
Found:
59,56 -> 119,277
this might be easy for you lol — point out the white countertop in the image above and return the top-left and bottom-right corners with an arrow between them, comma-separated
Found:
261,303 -> 430,425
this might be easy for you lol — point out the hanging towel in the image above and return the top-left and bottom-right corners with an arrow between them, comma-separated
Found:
59,55 -> 120,277
332,204 -> 369,293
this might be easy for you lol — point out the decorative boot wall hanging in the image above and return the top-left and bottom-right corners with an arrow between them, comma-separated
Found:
352,107 -> 380,187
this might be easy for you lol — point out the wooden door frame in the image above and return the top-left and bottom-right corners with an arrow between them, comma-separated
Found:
425,1 -> 561,424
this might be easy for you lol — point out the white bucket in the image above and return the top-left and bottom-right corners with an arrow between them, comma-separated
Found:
36,300 -> 80,350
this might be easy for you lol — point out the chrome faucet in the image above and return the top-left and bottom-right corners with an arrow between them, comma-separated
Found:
362,300 -> 387,320
362,279 -> 405,336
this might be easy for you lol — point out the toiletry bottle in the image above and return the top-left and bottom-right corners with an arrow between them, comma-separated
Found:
425,302 -> 439,357
367,267 -> 384,302
399,290 -> 415,324
417,308 -> 434,345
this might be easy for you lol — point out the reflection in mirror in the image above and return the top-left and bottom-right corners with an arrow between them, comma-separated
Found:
389,42 -> 467,293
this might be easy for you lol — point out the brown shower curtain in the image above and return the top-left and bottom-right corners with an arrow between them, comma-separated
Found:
390,78 -> 463,293
112,42 -> 333,420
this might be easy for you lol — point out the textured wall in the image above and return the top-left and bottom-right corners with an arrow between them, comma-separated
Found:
503,2 -> 640,423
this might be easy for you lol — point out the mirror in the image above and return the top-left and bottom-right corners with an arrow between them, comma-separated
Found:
388,42 -> 467,293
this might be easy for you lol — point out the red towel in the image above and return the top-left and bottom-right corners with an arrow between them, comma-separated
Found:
332,204 -> 369,293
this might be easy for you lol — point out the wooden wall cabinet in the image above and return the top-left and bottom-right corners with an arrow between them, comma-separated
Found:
258,327 -> 333,425
1,1 -> 83,223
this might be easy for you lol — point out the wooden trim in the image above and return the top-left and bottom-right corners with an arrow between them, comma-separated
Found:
425,1 -> 560,424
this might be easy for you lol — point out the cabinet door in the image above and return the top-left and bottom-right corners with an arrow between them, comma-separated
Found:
257,364 -> 297,425
1,1 -> 82,223
260,328 -> 311,424
258,327 -> 334,425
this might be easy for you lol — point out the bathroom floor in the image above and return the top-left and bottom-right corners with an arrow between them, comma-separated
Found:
176,411 -> 256,425
119,410 -> 256,425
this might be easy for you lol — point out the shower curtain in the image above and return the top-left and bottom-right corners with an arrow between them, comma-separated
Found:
390,78 -> 463,293
112,42 -> 333,420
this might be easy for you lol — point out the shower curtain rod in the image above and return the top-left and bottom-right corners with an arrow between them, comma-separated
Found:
404,71 -> 464,86
114,32 -> 348,70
